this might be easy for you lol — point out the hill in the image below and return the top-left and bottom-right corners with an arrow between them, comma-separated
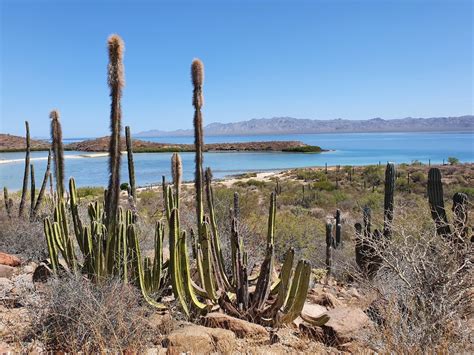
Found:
136,115 -> 474,137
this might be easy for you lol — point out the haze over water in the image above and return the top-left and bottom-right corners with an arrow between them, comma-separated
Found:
1,132 -> 473,191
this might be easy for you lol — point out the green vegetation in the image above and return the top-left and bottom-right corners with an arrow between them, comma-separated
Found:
282,145 -> 323,153
448,156 -> 460,165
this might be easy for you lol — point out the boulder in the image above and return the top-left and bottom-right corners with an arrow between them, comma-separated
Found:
0,252 -> 21,267
322,307 -> 371,345
203,312 -> 268,338
0,265 -> 14,278
163,325 -> 236,354
307,288 -> 342,309
301,303 -> 327,319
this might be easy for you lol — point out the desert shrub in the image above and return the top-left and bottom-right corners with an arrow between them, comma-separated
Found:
32,276 -> 164,353
410,171 -> 425,183
454,186 -> 474,199
355,211 -> 472,353
76,186 -> 104,199
237,179 -> 267,188
448,156 -> 460,165
120,182 -> 129,191
358,191 -> 383,211
312,180 -> 335,191
363,165 -> 384,187
295,169 -> 326,181
0,215 -> 47,260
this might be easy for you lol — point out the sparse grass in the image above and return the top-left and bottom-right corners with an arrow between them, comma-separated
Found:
31,276 -> 169,353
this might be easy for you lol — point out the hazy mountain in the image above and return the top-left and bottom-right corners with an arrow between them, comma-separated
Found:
135,116 -> 474,137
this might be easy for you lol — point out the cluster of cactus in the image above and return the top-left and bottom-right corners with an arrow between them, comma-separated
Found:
39,35 -> 323,328
354,163 -> 395,275
4,120 -> 51,220
427,167 -> 469,241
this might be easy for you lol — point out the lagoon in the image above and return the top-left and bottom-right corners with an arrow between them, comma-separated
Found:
1,132 -> 473,190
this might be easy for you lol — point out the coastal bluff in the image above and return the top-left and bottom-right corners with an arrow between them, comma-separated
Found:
0,134 -> 324,153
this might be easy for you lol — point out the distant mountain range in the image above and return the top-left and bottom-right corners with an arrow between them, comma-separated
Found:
135,116 -> 474,137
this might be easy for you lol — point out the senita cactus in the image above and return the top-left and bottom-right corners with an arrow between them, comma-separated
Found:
50,110 -> 65,198
29,164 -> 36,219
192,58 -> 205,236
32,149 -> 52,217
383,163 -> 395,237
325,222 -> 333,279
19,121 -> 30,217
125,126 -> 136,199
105,34 -> 125,229
3,187 -> 13,219
427,168 -> 451,237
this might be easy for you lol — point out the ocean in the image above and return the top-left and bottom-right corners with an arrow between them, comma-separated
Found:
1,132 -> 473,190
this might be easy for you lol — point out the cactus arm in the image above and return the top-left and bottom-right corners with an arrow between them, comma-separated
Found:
279,260 -> 311,324
33,149 -> 52,216
30,164 -> 36,218
44,218 -> 59,273
127,225 -> 167,310
383,163 -> 395,237
19,121 -> 30,217
199,221 -> 219,301
125,126 -> 136,199
427,168 -> 451,237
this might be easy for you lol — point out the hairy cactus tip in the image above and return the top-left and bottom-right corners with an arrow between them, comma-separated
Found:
49,109 -> 60,121
107,34 -> 125,90
171,152 -> 182,187
191,58 -> 204,108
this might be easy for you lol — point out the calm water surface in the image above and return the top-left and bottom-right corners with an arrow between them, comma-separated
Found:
1,132 -> 473,190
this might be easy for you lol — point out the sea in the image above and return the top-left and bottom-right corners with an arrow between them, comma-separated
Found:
1,132 -> 473,191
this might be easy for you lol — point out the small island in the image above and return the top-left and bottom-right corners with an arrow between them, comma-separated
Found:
0,134 -> 325,153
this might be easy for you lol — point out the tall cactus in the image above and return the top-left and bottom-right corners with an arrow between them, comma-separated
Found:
325,222 -> 333,279
19,121 -> 30,217
29,164 -> 36,218
192,58 -> 205,235
334,209 -> 342,248
125,126 -> 136,199
383,163 -> 395,237
50,110 -> 65,198
105,34 -> 125,229
32,150 -> 52,217
427,168 -> 451,237
3,187 -> 13,219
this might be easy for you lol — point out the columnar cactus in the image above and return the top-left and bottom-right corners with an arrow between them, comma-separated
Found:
325,222 -> 333,279
105,34 -> 125,229
3,187 -> 13,219
125,126 -> 136,199
50,110 -> 65,198
427,168 -> 451,237
383,163 -> 395,237
32,150 -> 52,217
334,209 -> 342,248
19,121 -> 30,217
29,164 -> 36,218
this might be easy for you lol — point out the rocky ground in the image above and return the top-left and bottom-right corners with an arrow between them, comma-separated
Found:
0,252 -> 374,354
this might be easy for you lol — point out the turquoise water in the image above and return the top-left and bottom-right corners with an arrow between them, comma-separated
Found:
1,132 -> 473,190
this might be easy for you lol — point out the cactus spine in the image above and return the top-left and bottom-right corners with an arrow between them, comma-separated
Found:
19,121 -> 30,217
125,126 -> 136,199
383,163 -> 395,237
50,111 -> 65,198
105,34 -> 125,230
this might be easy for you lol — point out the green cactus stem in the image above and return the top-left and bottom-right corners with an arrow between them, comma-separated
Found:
29,164 -> 36,219
105,34 -> 125,231
50,111 -> 65,198
427,168 -> 451,237
125,126 -> 136,199
3,187 -> 13,219
33,150 -> 52,217
334,209 -> 342,248
325,223 -> 333,279
383,163 -> 395,237
19,121 -> 30,217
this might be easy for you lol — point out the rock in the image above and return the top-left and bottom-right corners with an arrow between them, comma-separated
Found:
203,312 -> 268,339
0,265 -> 14,278
322,307 -> 371,345
0,252 -> 21,267
302,303 -> 327,319
163,325 -> 236,354
308,288 -> 342,309
22,262 -> 38,274
32,263 -> 53,283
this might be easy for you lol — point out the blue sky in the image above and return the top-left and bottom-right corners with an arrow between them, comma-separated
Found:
1,0 -> 472,138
